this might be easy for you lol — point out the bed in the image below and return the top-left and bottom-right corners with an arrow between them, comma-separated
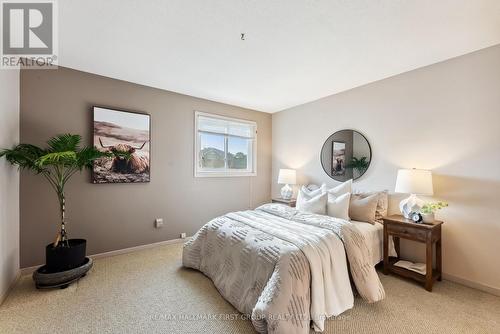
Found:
351,220 -> 397,266
183,202 -> 394,334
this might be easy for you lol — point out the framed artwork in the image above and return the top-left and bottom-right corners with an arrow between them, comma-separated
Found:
332,141 -> 346,176
92,106 -> 151,183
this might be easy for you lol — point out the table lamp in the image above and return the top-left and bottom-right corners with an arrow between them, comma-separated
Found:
395,168 -> 433,218
278,169 -> 296,200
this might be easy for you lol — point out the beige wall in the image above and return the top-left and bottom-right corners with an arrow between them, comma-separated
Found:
272,45 -> 500,292
0,69 -> 20,302
20,66 -> 272,268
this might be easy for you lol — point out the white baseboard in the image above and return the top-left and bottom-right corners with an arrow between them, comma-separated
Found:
0,270 -> 21,306
443,272 -> 500,297
20,237 -> 188,276
90,237 -> 187,260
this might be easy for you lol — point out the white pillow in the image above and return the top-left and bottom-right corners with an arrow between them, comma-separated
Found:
301,183 -> 327,197
327,192 -> 351,220
296,188 -> 327,215
327,179 -> 352,197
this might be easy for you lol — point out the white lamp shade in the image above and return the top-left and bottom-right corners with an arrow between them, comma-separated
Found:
395,169 -> 433,195
278,169 -> 296,185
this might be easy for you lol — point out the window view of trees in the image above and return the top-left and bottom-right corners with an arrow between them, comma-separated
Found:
228,151 -> 247,169
227,136 -> 248,169
200,147 -> 247,169
199,133 -> 249,170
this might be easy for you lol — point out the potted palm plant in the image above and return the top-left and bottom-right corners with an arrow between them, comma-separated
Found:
0,134 -> 108,272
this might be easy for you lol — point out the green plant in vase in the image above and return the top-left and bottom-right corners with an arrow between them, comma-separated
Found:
421,201 -> 449,223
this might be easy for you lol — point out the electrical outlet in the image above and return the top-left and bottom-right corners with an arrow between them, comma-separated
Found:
180,232 -> 187,239
155,218 -> 164,228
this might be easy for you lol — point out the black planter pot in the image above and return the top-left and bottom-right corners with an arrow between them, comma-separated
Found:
45,239 -> 87,272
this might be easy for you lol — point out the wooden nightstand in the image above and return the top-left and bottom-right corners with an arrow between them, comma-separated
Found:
383,215 -> 443,292
271,198 -> 296,207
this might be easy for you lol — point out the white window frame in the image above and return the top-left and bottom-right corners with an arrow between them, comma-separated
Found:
194,111 -> 257,177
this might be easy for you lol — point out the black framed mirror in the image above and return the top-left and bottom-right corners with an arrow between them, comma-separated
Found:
320,129 -> 372,181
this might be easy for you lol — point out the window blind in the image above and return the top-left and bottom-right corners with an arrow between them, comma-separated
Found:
197,114 -> 256,139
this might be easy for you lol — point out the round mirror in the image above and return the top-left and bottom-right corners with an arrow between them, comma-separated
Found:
320,129 -> 372,181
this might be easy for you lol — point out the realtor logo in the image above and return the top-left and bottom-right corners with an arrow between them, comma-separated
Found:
1,0 -> 58,69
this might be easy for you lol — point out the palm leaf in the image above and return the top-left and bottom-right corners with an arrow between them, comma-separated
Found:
0,144 -> 46,172
76,146 -> 111,170
47,134 -> 81,152
36,151 -> 77,168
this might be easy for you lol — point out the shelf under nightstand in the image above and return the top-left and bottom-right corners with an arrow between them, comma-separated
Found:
386,258 -> 441,287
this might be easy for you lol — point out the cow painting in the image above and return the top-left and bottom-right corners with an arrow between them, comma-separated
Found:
99,138 -> 149,174
92,107 -> 151,183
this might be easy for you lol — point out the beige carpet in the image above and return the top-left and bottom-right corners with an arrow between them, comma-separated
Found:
1,243 -> 499,334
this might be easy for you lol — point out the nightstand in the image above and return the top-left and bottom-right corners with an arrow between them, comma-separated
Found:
383,215 -> 443,292
271,198 -> 296,207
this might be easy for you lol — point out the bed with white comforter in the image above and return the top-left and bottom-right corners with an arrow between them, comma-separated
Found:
182,203 -> 385,334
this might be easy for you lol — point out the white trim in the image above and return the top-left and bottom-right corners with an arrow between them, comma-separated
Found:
442,272 -> 500,297
20,237 -> 189,276
194,172 -> 257,178
0,270 -> 21,306
194,111 -> 257,178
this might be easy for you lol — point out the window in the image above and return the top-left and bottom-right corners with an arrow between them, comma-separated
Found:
195,111 -> 257,177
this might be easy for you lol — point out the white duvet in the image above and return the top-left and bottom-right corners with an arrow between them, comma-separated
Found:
183,204 -> 385,334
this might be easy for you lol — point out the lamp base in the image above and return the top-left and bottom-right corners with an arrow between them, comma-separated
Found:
399,194 -> 425,219
280,184 -> 293,200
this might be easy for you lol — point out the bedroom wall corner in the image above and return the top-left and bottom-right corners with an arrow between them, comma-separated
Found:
0,69 -> 21,304
272,44 -> 500,293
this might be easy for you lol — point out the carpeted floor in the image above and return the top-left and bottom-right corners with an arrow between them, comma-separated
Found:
1,243 -> 499,334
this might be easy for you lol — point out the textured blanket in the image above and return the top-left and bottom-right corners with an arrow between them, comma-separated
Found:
182,204 -> 385,334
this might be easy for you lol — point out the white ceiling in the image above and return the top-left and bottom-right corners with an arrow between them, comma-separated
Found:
59,0 -> 500,113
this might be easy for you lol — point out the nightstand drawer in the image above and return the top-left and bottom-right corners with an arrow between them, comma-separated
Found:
386,223 -> 428,242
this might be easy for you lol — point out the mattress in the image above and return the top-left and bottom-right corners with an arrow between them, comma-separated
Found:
350,220 -> 397,266
183,204 -> 386,334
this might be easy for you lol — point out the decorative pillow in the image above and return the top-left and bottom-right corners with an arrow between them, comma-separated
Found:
301,183 -> 327,197
352,190 -> 388,224
296,188 -> 327,215
327,192 -> 351,220
306,184 -> 320,191
327,179 -> 352,197
349,193 -> 379,224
